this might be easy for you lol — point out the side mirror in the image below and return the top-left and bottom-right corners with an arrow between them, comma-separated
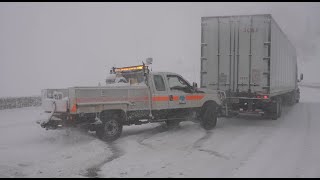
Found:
192,82 -> 198,88
300,73 -> 303,81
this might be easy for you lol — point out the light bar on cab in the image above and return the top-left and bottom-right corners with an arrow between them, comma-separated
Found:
115,65 -> 145,73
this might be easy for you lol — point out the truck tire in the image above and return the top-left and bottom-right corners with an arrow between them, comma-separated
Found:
295,89 -> 300,103
278,100 -> 282,117
201,103 -> 217,130
290,93 -> 296,106
166,120 -> 180,129
295,93 -> 300,103
271,98 -> 282,120
96,118 -> 123,142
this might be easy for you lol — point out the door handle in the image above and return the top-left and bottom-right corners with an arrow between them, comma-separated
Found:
169,95 -> 173,101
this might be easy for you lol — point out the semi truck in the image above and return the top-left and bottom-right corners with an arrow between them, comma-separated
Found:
37,60 -> 226,142
200,14 -> 303,119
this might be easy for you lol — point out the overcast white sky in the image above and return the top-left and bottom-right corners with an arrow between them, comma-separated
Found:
1,2 -> 320,97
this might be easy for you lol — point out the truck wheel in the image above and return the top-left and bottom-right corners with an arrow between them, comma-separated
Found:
288,91 -> 297,105
96,118 -> 122,142
166,120 -> 180,129
278,100 -> 282,117
201,103 -> 217,130
296,94 -> 300,103
290,93 -> 295,105
271,99 -> 282,120
295,88 -> 300,103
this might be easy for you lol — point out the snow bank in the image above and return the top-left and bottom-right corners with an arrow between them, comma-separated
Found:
0,107 -> 112,178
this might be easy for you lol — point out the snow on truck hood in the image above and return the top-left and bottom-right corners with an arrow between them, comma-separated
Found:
197,88 -> 218,94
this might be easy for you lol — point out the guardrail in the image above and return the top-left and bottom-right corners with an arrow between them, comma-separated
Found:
0,96 -> 41,110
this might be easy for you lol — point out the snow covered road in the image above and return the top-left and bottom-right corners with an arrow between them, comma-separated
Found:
1,86 -> 320,178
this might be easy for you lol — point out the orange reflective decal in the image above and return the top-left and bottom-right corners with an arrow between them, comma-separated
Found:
186,95 -> 204,101
152,96 -> 169,101
71,99 -> 77,113
173,96 -> 179,101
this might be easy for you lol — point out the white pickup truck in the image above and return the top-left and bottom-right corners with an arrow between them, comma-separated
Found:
37,61 -> 226,142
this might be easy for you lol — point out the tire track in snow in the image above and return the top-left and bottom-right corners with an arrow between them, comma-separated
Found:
190,130 -> 230,160
226,105 -> 294,177
83,123 -> 168,177
83,141 -> 124,178
294,103 -> 312,178
192,130 -> 214,149
136,124 -> 168,149
228,132 -> 270,176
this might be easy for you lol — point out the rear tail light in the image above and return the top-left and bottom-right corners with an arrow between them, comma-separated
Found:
256,95 -> 269,99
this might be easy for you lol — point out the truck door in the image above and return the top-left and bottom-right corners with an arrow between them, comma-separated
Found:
151,74 -> 169,119
166,74 -> 195,119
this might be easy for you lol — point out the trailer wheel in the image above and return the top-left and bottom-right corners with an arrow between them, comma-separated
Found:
278,100 -> 282,117
271,98 -> 282,120
96,118 -> 123,142
295,89 -> 300,103
201,103 -> 217,130
288,91 -> 297,106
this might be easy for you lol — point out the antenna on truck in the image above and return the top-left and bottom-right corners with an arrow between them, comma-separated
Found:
142,57 -> 154,120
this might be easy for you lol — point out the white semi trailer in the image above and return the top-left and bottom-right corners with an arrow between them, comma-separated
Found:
200,14 -> 303,119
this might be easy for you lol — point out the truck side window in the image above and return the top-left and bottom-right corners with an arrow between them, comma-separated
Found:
154,75 -> 166,91
167,75 -> 191,93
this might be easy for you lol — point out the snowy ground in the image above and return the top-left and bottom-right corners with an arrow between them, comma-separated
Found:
1,86 -> 320,178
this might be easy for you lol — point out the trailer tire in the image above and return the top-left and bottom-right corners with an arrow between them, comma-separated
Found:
271,98 -> 282,120
201,103 -> 217,130
295,89 -> 300,103
278,100 -> 282,117
290,93 -> 296,105
96,118 -> 123,142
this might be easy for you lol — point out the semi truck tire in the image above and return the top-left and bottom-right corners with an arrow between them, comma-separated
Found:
296,89 -> 300,103
201,103 -> 217,130
271,98 -> 282,120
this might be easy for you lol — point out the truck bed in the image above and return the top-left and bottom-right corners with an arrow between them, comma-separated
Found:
68,85 -> 150,114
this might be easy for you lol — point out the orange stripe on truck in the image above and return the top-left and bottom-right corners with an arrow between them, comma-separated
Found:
186,95 -> 204,100
152,96 -> 169,101
173,96 -> 179,101
152,94 -> 204,102
72,94 -> 205,106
